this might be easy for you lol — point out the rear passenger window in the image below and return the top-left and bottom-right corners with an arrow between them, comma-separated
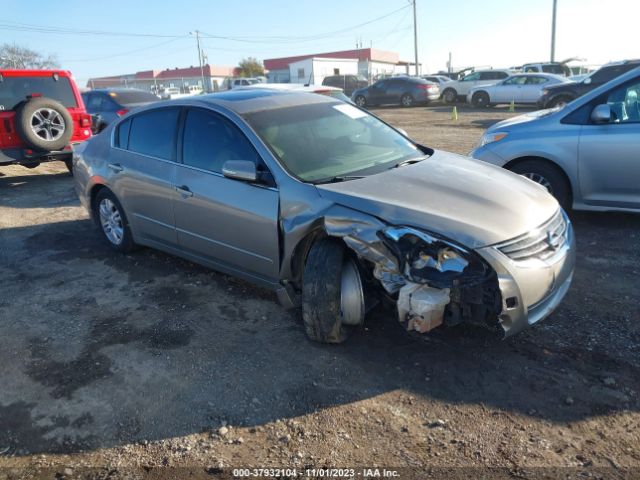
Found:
127,108 -> 179,160
115,118 -> 131,148
182,108 -> 260,173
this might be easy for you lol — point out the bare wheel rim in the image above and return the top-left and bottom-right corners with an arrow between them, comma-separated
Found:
355,96 -> 365,107
340,258 -> 365,326
99,198 -> 124,245
522,172 -> 553,194
30,108 -> 66,142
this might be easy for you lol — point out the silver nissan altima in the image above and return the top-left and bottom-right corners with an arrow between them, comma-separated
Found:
73,89 -> 575,343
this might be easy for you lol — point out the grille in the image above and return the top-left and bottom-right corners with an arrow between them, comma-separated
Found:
497,210 -> 568,262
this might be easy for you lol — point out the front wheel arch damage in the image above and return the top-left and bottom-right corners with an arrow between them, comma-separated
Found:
294,205 -> 503,342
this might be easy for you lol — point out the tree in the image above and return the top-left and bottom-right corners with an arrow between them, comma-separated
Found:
236,57 -> 264,78
0,44 -> 59,69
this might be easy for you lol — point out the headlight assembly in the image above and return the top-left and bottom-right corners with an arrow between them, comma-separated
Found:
379,226 -> 490,289
479,131 -> 509,147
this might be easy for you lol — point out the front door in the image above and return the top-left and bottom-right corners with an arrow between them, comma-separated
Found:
578,79 -> 640,208
172,107 -> 280,280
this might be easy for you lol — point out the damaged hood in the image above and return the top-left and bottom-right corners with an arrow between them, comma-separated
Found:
316,151 -> 559,248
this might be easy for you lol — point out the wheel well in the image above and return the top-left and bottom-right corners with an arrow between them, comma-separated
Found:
289,230 -> 359,291
89,184 -> 108,220
503,156 -> 574,200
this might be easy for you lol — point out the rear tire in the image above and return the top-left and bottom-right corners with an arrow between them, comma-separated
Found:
302,239 -> 364,344
94,189 -> 136,253
443,88 -> 457,104
510,160 -> 571,211
354,95 -> 366,108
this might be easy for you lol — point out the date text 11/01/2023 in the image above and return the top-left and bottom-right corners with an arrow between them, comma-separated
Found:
233,468 -> 400,478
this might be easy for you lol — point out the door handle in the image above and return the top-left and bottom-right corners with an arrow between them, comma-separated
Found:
176,185 -> 194,198
108,163 -> 123,173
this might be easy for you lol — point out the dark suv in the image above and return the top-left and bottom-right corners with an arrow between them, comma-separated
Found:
82,88 -> 160,134
0,69 -> 92,171
351,77 -> 440,108
538,59 -> 640,108
322,75 -> 368,96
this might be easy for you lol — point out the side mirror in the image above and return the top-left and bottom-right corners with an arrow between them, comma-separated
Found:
222,160 -> 258,182
583,77 -> 592,85
590,104 -> 612,124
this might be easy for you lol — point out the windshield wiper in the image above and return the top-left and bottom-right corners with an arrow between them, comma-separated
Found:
315,175 -> 365,184
392,155 -> 429,169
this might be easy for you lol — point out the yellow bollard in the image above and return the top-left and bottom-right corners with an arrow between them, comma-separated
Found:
451,106 -> 458,121
509,100 -> 515,112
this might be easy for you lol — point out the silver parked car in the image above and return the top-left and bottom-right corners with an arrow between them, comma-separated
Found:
73,90 -> 574,343
470,67 -> 640,212
467,73 -> 571,107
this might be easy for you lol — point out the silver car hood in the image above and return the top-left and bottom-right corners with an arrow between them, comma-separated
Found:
316,151 -> 559,248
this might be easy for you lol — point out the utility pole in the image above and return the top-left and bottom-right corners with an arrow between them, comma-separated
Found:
412,0 -> 419,76
190,30 -> 206,92
550,0 -> 558,62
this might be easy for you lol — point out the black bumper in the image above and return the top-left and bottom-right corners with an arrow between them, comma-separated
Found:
0,147 -> 72,166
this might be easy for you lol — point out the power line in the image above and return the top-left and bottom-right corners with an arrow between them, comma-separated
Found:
198,4 -> 410,43
0,21 -> 185,38
64,38 -> 186,62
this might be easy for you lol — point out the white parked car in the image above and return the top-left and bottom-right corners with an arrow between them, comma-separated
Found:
441,69 -> 512,104
467,73 -> 572,107
522,62 -> 571,76
230,78 -> 260,89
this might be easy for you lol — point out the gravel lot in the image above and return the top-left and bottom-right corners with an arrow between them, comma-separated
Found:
1,105 -> 639,479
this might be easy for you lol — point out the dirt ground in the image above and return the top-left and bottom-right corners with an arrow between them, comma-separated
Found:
1,105 -> 639,480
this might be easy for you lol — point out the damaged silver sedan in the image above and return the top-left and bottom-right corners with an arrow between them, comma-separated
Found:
73,90 -> 575,343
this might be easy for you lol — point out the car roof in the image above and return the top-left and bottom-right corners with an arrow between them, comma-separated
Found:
162,89 -> 339,115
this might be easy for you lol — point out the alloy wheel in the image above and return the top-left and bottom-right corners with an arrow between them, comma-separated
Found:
99,198 -> 124,245
30,108 -> 66,142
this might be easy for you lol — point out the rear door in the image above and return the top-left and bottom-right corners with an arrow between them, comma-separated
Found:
522,76 -> 550,103
578,78 -> 640,208
109,107 -> 180,246
173,107 -> 280,279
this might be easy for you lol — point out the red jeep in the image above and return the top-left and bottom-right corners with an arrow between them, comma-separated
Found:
0,69 -> 92,172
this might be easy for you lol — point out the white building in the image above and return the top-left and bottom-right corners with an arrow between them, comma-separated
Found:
288,57 -> 358,85
264,48 -> 418,84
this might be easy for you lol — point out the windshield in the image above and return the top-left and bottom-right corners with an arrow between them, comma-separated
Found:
0,76 -> 77,111
245,102 -> 424,183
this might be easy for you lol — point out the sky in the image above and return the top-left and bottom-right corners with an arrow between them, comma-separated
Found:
3,0 -> 639,85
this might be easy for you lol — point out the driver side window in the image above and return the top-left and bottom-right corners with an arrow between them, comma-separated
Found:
606,80 -> 640,124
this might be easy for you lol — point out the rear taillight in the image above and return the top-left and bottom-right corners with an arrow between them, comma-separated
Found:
116,109 -> 129,116
417,84 -> 435,90
80,115 -> 91,128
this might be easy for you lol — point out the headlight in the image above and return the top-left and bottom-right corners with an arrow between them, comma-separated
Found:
379,227 -> 490,289
479,131 -> 509,147
541,89 -> 549,96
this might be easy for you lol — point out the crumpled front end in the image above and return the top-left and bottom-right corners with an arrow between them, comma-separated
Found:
320,205 -> 573,337
322,206 -> 503,335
